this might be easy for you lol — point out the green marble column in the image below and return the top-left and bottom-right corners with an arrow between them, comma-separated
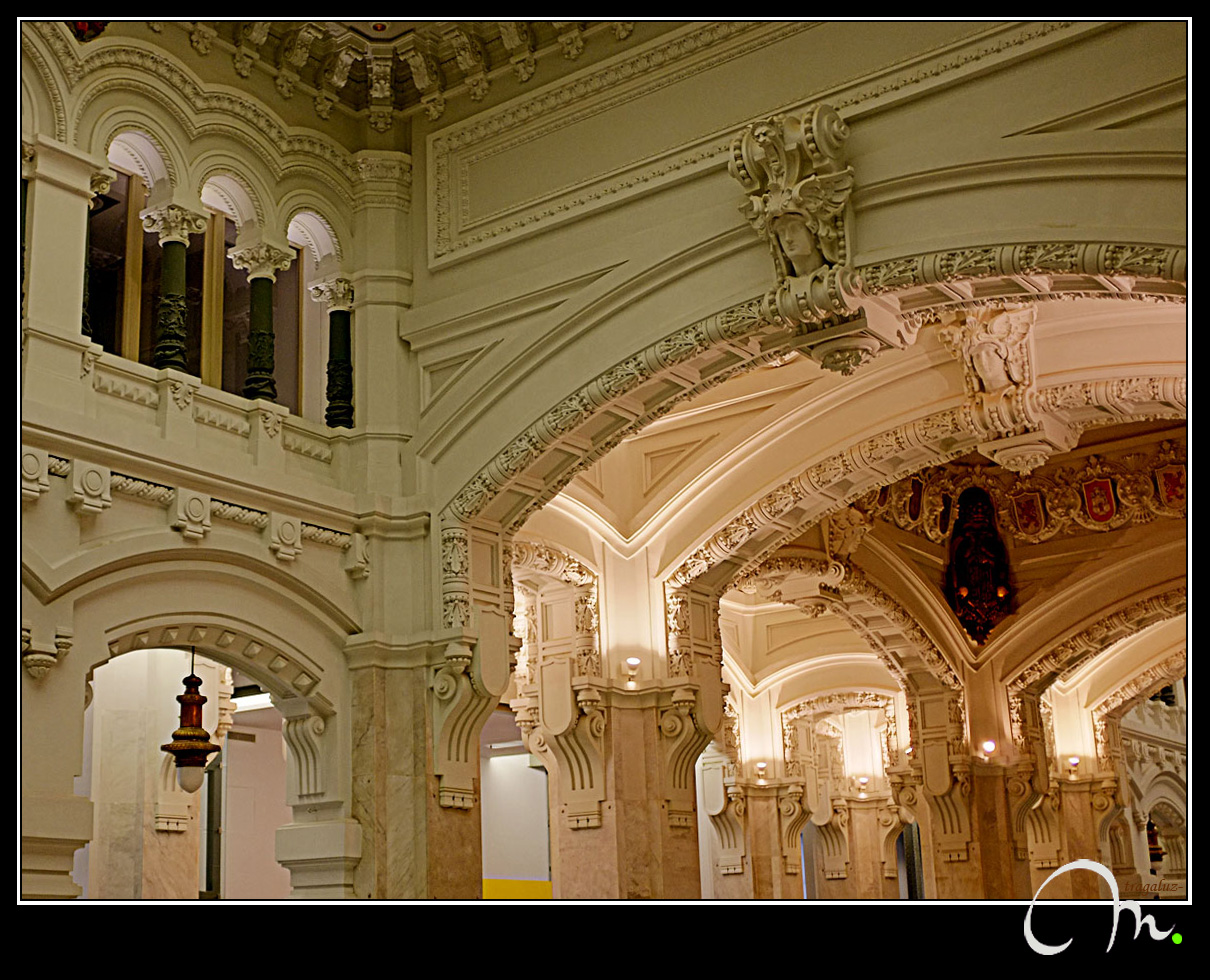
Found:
154,240 -> 188,370
230,242 -> 293,403
243,275 -> 277,401
141,204 -> 206,372
326,307 -> 354,428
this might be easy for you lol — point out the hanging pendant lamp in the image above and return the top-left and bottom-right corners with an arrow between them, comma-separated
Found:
161,649 -> 221,793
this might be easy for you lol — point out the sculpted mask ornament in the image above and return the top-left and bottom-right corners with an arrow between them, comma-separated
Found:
730,104 -> 863,329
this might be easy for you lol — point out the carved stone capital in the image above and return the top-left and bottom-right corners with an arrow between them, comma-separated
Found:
309,277 -> 354,313
140,204 -> 207,246
228,242 -> 295,282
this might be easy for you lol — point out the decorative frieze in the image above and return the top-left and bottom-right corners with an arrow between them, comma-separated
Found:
856,437 -> 1185,546
1009,588 -> 1187,696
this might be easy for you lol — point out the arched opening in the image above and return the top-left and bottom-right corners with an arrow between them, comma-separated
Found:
71,647 -> 291,900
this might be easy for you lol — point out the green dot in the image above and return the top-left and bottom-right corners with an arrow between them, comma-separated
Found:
1172,934 -> 1182,944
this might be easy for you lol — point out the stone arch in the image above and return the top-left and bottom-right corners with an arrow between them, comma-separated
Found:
197,163 -> 266,233
443,261 -> 1185,541
286,207 -> 344,271
104,126 -> 178,209
20,24 -> 68,141
34,552 -> 355,809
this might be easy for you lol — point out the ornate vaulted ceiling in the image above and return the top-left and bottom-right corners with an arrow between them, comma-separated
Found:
141,21 -> 662,124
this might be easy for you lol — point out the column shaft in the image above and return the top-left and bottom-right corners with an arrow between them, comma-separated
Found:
326,308 -> 354,427
243,276 -> 277,400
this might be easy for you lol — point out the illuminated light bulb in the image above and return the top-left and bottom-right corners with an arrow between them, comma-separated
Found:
858,776 -> 869,785
996,586 -> 1008,597
1068,756 -> 1080,767
981,739 -> 997,756
625,657 -> 641,668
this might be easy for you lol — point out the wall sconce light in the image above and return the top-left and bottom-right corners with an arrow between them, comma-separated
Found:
1067,756 -> 1080,778
625,656 -> 641,689
904,745 -> 913,756
755,761 -> 767,784
161,649 -> 221,793
857,775 -> 869,799
981,739 -> 997,760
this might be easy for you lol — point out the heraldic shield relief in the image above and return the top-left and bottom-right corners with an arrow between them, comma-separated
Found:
1010,491 -> 1046,536
1081,477 -> 1117,523
1156,464 -> 1186,509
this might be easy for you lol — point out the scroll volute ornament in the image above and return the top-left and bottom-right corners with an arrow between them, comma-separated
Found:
730,104 -> 863,327
944,487 -> 1013,644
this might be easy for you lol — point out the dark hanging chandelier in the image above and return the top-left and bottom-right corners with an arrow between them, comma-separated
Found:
161,650 -> 222,793
66,22 -> 108,43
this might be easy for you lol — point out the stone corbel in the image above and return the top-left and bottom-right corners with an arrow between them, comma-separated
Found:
878,803 -> 907,878
267,512 -> 301,562
171,488 -> 211,540
497,22 -> 536,81
818,804 -> 851,879
447,27 -> 489,101
660,686 -> 712,829
21,448 -> 49,501
528,653 -> 607,829
701,750 -> 747,874
21,626 -> 72,681
731,103 -> 909,374
343,531 -> 370,579
399,33 -> 445,120
938,304 -> 1079,474
276,695 -> 331,801
69,460 -> 111,514
777,782 -> 811,874
431,567 -> 510,809
913,690 -> 974,863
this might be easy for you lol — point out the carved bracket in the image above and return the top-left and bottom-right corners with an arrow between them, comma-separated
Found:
660,686 -> 713,829
21,626 -> 72,681
277,696 -> 329,800
777,782 -> 811,874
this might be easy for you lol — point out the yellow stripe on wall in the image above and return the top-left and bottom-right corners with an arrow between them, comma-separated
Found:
483,878 -> 553,900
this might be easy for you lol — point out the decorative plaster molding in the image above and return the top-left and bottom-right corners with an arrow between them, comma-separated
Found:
863,438 -> 1185,547
860,242 -> 1186,300
429,22 -> 810,264
440,521 -> 472,630
1009,588 -> 1187,696
210,499 -> 270,528
445,296 -> 769,526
